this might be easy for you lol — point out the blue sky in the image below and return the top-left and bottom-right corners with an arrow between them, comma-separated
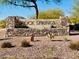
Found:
0,0 -> 73,19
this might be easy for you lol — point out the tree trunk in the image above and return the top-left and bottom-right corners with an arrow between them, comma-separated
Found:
32,2 -> 39,19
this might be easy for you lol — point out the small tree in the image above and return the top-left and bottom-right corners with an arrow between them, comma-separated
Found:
68,16 -> 79,24
72,0 -> 79,17
37,9 -> 64,19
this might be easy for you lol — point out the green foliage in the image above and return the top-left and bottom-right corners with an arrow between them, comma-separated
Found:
70,0 -> 79,24
37,9 -> 64,19
68,16 -> 79,24
69,41 -> 79,50
0,20 -> 6,28
72,0 -> 79,16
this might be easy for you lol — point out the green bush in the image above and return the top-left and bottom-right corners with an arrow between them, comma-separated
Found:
1,42 -> 13,48
21,40 -> 31,47
0,20 -> 6,28
69,42 -> 79,50
38,9 -> 64,19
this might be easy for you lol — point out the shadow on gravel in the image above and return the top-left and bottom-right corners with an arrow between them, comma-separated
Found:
51,40 -> 63,41
22,45 -> 33,48
0,38 -> 12,41
1,45 -> 16,48
33,40 -> 40,42
9,45 -> 16,48
65,40 -> 71,41
51,40 -> 71,41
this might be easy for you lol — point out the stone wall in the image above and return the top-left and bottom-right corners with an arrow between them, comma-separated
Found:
6,16 -> 69,29
5,16 -> 69,37
6,28 -> 69,37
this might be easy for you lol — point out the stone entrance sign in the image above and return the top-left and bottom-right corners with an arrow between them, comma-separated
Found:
5,16 -> 69,37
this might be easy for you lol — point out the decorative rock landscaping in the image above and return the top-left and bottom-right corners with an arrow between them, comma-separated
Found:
0,37 -> 78,59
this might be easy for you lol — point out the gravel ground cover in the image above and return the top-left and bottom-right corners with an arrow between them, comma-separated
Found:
0,29 -> 79,59
0,37 -> 78,59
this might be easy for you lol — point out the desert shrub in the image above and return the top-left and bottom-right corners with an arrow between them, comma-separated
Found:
21,40 -> 31,47
47,32 -> 55,40
53,57 -> 59,59
69,42 -> 79,50
1,42 -> 13,48
64,37 -> 70,41
0,20 -> 6,28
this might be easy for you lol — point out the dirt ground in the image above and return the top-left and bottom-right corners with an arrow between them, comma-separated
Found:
0,29 -> 79,59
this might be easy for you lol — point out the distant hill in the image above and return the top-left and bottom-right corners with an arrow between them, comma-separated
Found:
5,16 -> 26,20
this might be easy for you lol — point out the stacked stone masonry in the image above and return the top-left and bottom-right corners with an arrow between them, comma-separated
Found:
6,28 -> 69,37
5,16 -> 69,37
